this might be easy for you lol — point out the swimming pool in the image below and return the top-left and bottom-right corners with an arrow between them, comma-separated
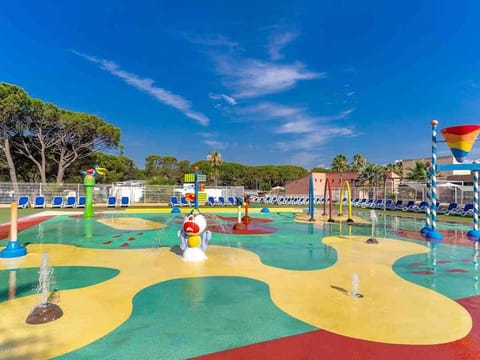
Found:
0,210 -> 478,359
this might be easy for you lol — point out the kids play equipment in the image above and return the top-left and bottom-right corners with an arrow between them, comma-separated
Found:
323,178 -> 335,222
183,166 -> 207,210
177,209 -> 212,261
338,180 -> 354,223
425,120 -> 480,241
0,202 -> 27,258
80,165 -> 107,218
308,174 -> 315,221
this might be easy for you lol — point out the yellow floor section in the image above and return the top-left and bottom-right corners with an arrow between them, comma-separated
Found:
0,236 -> 472,359
97,217 -> 166,230
124,207 -> 303,214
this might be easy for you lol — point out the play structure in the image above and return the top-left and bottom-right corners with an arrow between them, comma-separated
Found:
80,165 -> 107,218
424,120 -> 480,242
298,173 -> 366,224
337,180 -> 354,223
0,202 -> 27,258
177,166 -> 212,261
322,177 -> 334,222
178,209 -> 212,261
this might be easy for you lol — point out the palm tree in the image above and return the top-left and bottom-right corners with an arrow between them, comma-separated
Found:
207,151 -> 222,186
331,154 -> 349,172
406,161 -> 427,180
358,163 -> 385,198
385,161 -> 403,177
351,154 -> 367,171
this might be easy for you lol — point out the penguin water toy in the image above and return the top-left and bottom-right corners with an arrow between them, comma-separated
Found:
178,210 -> 212,262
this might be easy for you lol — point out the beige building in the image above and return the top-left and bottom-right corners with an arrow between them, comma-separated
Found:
402,155 -> 469,179
285,172 -> 326,196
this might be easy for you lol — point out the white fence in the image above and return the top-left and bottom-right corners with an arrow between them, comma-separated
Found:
0,183 -> 245,206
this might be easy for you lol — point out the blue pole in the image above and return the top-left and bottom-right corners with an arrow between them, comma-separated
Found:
420,167 -> 432,236
194,168 -> 199,210
468,164 -> 480,240
309,173 -> 315,221
426,120 -> 443,241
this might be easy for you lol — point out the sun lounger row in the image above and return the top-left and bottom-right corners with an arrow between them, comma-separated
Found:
349,198 -> 475,216
17,195 -> 130,209
169,196 -> 240,207
106,196 -> 130,208
17,195 -> 85,209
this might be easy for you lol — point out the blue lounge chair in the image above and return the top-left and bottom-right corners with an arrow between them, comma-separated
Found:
51,196 -> 63,208
227,196 -> 236,206
76,196 -> 86,208
17,196 -> 30,209
391,200 -> 403,210
362,199 -> 374,208
64,196 -> 76,208
383,199 -> 393,209
460,204 -> 474,216
107,196 -> 117,208
449,203 -> 469,216
33,195 -> 46,208
412,201 -> 428,212
355,199 -> 366,208
121,196 -> 130,207
170,196 -> 180,207
217,196 -> 226,206
438,202 -> 457,215
402,200 -> 415,211
206,196 -> 216,206
180,196 -> 191,207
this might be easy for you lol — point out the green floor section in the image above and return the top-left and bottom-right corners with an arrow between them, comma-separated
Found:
57,277 -> 317,360
394,244 -> 480,300
0,266 -> 119,303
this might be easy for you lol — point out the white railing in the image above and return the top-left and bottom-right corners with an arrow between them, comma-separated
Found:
0,183 -> 244,206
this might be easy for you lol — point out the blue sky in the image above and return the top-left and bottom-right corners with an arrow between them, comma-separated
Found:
2,0 -> 480,170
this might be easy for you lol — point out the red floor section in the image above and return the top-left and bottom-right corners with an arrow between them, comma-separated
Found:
394,228 -> 475,247
0,215 -> 53,241
206,215 -> 276,235
194,296 -> 480,360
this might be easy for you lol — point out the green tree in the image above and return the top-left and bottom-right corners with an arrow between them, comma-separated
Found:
406,161 -> 427,180
53,111 -> 120,183
386,161 -> 403,179
71,152 -> 140,183
207,151 -> 222,186
331,154 -> 349,172
351,154 -> 367,171
15,100 -> 61,183
145,155 -> 189,184
0,83 -> 30,187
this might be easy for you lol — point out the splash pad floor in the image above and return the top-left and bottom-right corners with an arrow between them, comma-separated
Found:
0,208 -> 479,359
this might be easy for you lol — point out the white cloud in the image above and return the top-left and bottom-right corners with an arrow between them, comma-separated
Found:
209,93 -> 237,105
346,91 -> 355,97
237,101 -> 356,162
237,102 -> 304,119
181,33 -> 239,51
319,108 -> 355,121
268,31 -> 298,60
215,56 -> 324,98
204,139 -> 227,149
72,50 -> 210,126
198,132 -> 227,149
276,119 -> 315,134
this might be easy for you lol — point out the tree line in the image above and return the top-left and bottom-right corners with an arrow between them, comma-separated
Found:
0,82 -> 425,191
